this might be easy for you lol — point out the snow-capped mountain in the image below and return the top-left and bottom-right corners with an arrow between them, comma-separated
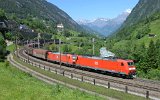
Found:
77,10 -> 131,36
77,19 -> 93,25
77,18 -> 110,27
89,18 -> 110,28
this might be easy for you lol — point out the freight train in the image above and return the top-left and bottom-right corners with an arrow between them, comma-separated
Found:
24,45 -> 136,78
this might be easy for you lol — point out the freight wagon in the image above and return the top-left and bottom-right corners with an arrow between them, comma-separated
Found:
24,45 -> 34,55
32,49 -> 50,60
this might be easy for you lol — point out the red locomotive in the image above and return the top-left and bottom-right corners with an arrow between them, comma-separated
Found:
47,52 -> 77,65
76,56 -> 136,77
25,46 -> 136,78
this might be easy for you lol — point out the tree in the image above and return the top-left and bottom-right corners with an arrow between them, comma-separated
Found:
49,44 -> 57,52
0,9 -> 7,20
62,45 -> 72,53
9,13 -> 17,21
0,34 -> 7,61
133,43 -> 146,62
0,9 -> 7,61
155,39 -> 160,69
136,24 -> 151,39
137,41 -> 157,73
63,30 -> 72,37
0,9 -> 8,39
5,32 -> 12,40
146,40 -> 157,70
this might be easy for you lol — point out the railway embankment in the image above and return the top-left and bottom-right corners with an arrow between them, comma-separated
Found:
7,49 -> 152,100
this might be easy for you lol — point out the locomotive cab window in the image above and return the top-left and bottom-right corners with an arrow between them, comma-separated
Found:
121,63 -> 124,66
128,62 -> 134,66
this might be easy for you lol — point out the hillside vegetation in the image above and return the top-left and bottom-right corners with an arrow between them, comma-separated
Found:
106,0 -> 160,80
121,0 -> 160,29
0,0 -> 81,32
0,0 -> 100,41
0,1 -> 101,61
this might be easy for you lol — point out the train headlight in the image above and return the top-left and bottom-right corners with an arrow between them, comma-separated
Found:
129,67 -> 136,70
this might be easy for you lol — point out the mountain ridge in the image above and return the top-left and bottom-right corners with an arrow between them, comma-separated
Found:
121,0 -> 160,28
0,0 -> 83,33
114,0 -> 160,40
77,11 -> 130,36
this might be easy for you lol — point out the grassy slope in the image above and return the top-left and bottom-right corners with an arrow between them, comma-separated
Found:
6,44 -> 16,53
13,54 -> 146,100
137,19 -> 160,46
3,45 -> 104,100
113,18 -> 160,49
0,62 -> 104,100
5,44 -> 147,100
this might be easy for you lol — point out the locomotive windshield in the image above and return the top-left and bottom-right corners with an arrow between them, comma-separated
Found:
72,55 -> 77,60
128,62 -> 134,66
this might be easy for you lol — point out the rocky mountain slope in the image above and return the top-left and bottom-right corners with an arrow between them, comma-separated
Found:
122,0 -> 160,27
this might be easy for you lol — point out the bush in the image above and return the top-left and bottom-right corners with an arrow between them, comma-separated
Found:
5,60 -> 9,68
147,69 -> 160,80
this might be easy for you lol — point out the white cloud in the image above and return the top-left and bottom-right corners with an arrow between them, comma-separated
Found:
125,9 -> 132,13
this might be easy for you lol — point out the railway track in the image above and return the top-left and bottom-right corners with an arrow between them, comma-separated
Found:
18,48 -> 160,99
135,78 -> 160,86
8,54 -> 116,100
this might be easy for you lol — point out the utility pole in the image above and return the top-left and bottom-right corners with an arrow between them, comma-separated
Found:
33,40 -> 34,48
27,40 -> 28,45
34,40 -> 36,48
59,38 -> 61,67
15,33 -> 18,57
59,39 -> 61,53
57,23 -> 64,68
54,39 -> 56,51
38,33 -> 41,48
15,34 -> 17,56
27,50 -> 29,63
43,39 -> 45,47
92,38 -> 95,56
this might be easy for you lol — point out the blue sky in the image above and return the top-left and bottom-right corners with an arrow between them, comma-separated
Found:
47,0 -> 139,20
